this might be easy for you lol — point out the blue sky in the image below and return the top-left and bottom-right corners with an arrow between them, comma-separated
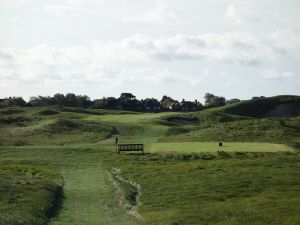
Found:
0,0 -> 299,101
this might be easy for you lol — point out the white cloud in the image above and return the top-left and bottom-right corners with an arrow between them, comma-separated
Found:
122,6 -> 181,25
0,50 -> 14,60
225,3 -> 257,24
225,4 -> 243,24
43,4 -> 88,16
122,32 -> 280,65
270,28 -> 300,49
261,69 -> 296,81
0,31 -> 295,88
0,45 -> 186,86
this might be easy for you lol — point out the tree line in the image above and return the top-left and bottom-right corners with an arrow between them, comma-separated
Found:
0,93 -> 240,112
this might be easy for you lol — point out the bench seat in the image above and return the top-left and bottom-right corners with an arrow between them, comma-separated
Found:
118,144 -> 144,154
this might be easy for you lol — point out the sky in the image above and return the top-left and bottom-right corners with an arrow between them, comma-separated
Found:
0,0 -> 299,101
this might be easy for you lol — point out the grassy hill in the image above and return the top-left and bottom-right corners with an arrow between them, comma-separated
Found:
221,95 -> 300,117
160,95 -> 300,149
0,96 -> 299,225
0,162 -> 63,225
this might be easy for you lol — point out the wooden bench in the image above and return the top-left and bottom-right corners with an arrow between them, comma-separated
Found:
118,144 -> 144,154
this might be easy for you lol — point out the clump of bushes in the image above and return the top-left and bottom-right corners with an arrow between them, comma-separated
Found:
288,141 -> 300,150
235,151 -> 248,158
38,109 -> 59,116
0,116 -> 31,125
13,140 -> 28,146
217,151 -> 232,159
201,153 -> 216,160
0,109 -> 24,115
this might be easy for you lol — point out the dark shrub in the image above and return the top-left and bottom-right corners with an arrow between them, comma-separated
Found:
217,151 -> 231,159
39,109 -> 60,116
201,153 -> 216,160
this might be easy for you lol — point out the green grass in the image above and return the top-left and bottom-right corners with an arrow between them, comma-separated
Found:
0,108 -> 118,146
160,113 -> 300,149
0,103 -> 300,225
150,142 -> 293,153
0,162 -> 63,225
87,112 -> 177,123
0,146 -> 139,225
102,150 -> 300,225
221,95 -> 300,117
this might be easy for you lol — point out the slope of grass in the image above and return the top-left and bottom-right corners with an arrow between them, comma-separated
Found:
87,112 -> 177,123
0,109 -> 116,146
0,162 -> 63,225
221,95 -> 300,117
102,151 -> 300,225
162,118 -> 300,143
0,104 -> 300,225
160,103 -> 300,149
0,146 -> 139,225
56,106 -> 138,115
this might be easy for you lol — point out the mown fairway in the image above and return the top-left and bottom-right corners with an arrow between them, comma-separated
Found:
88,112 -> 176,123
0,104 -> 300,225
150,142 -> 293,153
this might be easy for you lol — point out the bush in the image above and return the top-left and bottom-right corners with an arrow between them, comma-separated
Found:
217,151 -> 231,158
38,109 -> 59,116
288,141 -> 300,150
0,109 -> 24,115
0,97 -> 26,107
13,140 -> 28,146
0,116 -> 31,124
201,153 -> 216,160
235,152 -> 248,158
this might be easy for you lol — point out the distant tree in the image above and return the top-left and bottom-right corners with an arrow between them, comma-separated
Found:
93,97 -> 119,109
226,98 -> 240,105
194,99 -> 203,110
118,93 -> 139,110
92,99 -> 104,109
119,93 -> 136,100
0,97 -> 27,107
76,95 -> 93,108
252,96 -> 265,100
28,96 -> 55,106
204,93 -> 226,107
181,99 -> 187,112
141,98 -> 160,112
172,102 -> 182,111
53,93 -> 65,107
204,93 -> 214,106
53,93 -> 92,108
180,99 -> 199,112
64,93 -> 77,107
160,95 -> 179,111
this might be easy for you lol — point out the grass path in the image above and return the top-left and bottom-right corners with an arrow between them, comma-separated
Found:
49,158 -> 137,225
